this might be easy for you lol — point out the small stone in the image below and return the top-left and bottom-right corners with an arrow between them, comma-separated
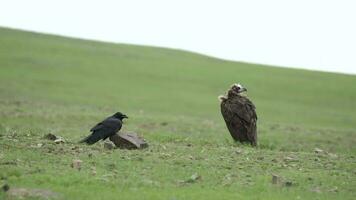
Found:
104,142 -> 114,150
160,122 -> 168,126
272,174 -> 280,184
235,149 -> 243,154
327,153 -> 338,159
37,143 -> 43,148
43,133 -> 57,140
328,187 -> 338,193
314,148 -> 324,154
284,156 -> 298,162
285,181 -> 293,187
6,187 -> 60,199
186,173 -> 201,183
311,187 -> 322,193
2,183 -> 10,191
54,138 -> 65,144
91,167 -> 97,176
71,146 -> 79,150
71,159 -> 82,170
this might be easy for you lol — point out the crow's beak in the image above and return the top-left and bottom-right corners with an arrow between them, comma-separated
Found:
123,115 -> 128,119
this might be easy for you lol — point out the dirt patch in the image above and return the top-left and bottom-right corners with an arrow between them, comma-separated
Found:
6,187 -> 61,199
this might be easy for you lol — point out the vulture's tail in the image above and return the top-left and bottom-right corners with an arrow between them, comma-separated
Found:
79,132 -> 102,145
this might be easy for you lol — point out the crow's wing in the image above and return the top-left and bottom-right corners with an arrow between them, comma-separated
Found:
90,122 -> 103,132
81,117 -> 122,145
90,117 -> 122,131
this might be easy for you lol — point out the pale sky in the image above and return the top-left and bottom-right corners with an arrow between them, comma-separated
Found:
1,0 -> 355,74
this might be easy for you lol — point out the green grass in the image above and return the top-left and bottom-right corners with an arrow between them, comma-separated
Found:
0,27 -> 355,200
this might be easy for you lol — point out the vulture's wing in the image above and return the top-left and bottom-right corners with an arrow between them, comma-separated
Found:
220,100 -> 245,141
221,96 -> 257,145
229,96 -> 257,123
234,96 -> 257,145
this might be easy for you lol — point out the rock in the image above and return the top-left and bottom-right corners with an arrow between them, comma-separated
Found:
272,174 -> 294,187
160,122 -> 168,126
2,183 -> 9,191
54,138 -> 65,144
235,149 -> 243,154
327,152 -> 338,158
311,187 -> 322,193
43,133 -> 57,140
285,181 -> 293,187
0,161 -> 17,166
109,132 -> 148,149
6,187 -> 60,199
31,143 -> 44,148
328,186 -> 338,193
186,173 -> 201,183
284,156 -> 297,162
104,142 -> 114,150
272,174 -> 280,184
44,133 -> 65,144
91,167 -> 97,176
314,148 -> 324,154
71,159 -> 82,170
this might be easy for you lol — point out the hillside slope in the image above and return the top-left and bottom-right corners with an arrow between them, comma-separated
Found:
0,27 -> 355,199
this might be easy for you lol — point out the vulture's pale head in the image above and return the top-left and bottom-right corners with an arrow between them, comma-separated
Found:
219,83 -> 248,102
231,83 -> 247,93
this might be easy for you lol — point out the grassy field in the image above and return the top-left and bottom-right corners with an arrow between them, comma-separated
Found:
0,27 -> 355,199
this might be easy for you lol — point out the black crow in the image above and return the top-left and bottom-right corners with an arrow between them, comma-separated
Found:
80,112 -> 128,145
219,83 -> 258,146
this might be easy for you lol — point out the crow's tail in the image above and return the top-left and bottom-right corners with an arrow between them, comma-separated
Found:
79,132 -> 102,145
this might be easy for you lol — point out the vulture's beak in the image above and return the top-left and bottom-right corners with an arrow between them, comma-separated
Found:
240,87 -> 247,92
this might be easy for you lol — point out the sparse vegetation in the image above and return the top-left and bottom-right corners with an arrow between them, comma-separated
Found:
0,27 -> 355,199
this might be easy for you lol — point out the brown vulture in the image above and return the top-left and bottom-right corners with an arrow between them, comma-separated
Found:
219,83 -> 257,146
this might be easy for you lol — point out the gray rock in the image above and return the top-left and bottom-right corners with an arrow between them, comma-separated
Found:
43,133 -> 57,140
104,142 -> 115,150
54,138 -> 65,144
2,183 -> 9,191
314,147 -> 324,154
272,174 -> 280,184
71,159 -> 82,170
109,132 -> 148,149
